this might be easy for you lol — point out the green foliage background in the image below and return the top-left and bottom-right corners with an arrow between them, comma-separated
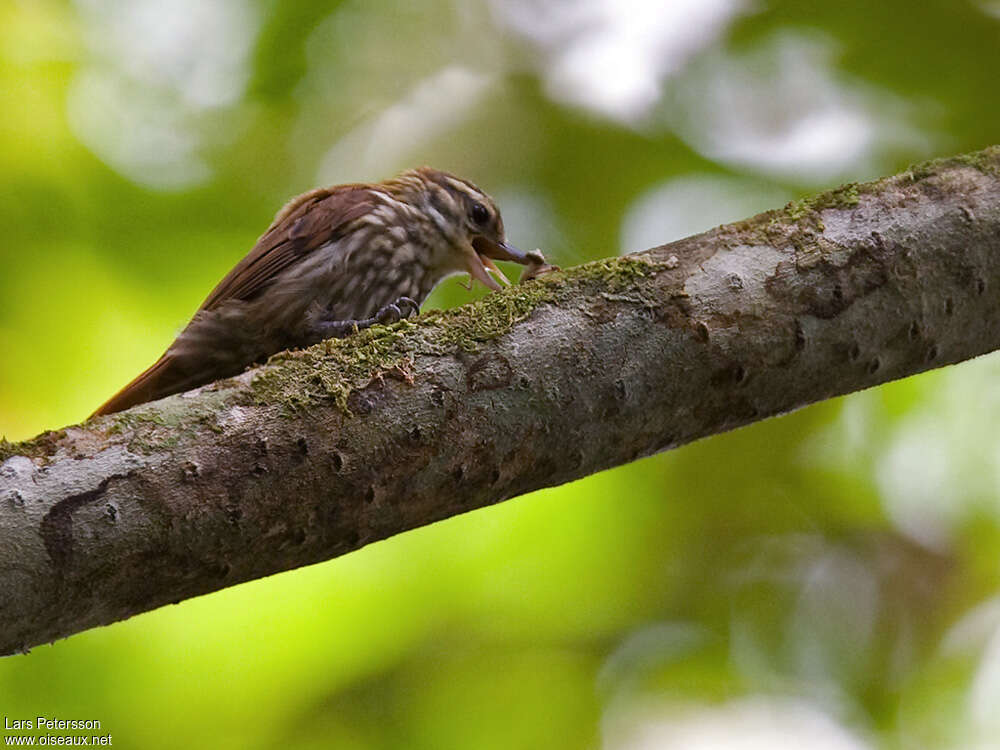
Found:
2,0 -> 1000,747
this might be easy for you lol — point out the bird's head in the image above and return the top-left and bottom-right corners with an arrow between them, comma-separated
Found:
385,167 -> 531,291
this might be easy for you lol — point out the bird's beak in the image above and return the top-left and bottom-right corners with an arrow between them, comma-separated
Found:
467,237 -> 531,291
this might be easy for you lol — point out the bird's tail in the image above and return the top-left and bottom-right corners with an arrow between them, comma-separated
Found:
91,354 -> 189,417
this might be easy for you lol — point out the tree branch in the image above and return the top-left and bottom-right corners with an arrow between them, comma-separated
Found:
3,147 -> 1000,656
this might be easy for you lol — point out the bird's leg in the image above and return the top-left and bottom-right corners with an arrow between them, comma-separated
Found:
307,297 -> 420,341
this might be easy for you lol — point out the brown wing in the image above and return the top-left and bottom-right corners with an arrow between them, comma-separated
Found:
91,184 -> 376,417
198,184 -> 375,311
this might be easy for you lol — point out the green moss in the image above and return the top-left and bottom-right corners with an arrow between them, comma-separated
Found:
421,282 -> 554,352
569,254 -> 654,286
781,182 -> 862,225
250,282 -> 554,414
731,145 -> 1000,250
756,145 -> 1000,239
108,410 -> 185,454
252,326 -> 416,414
98,387 -> 232,454
0,431 -> 63,465
108,411 -> 174,433
905,145 -> 1000,181
249,254 -> 656,414
0,438 -> 19,464
954,146 -> 1000,176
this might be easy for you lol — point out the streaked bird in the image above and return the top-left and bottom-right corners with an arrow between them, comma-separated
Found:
93,167 -> 531,416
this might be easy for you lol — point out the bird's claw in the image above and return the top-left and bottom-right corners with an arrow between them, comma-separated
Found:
374,296 -> 419,325
375,304 -> 402,324
395,297 -> 420,319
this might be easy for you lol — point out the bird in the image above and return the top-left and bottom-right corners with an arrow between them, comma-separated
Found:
92,167 -> 532,417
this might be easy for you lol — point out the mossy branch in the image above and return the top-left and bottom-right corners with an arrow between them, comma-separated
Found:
3,146 -> 1000,655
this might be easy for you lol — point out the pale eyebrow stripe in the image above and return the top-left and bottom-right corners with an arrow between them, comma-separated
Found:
443,175 -> 483,200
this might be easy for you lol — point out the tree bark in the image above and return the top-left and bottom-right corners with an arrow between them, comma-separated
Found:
3,147 -> 1000,656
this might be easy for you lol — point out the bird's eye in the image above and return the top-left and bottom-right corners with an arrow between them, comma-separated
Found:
469,201 -> 490,226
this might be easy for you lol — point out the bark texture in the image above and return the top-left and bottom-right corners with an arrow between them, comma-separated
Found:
3,147 -> 1000,656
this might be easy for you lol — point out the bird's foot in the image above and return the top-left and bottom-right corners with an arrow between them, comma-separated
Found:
373,296 -> 419,325
310,297 -> 420,341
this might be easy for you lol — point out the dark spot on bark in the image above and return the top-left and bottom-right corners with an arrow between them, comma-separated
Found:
6,489 -> 24,507
255,438 -> 268,456
430,387 -> 446,407
105,504 -> 117,523
602,395 -> 622,419
490,467 -> 501,485
518,376 -> 531,389
182,461 -> 200,482
916,178 -> 947,201
574,450 -> 585,469
332,452 -> 344,472
297,437 -> 309,455
452,465 -> 464,482
291,529 -> 306,546
41,474 -> 120,569
871,231 -> 886,250
655,294 -> 694,328
365,485 -> 375,504
908,321 -> 920,341
944,298 -> 954,316
695,321 -> 710,342
466,354 -> 513,392
345,531 -> 360,548
251,463 -> 268,477
868,358 -> 880,374
349,377 -> 389,415
410,426 -> 421,442
977,278 -> 987,295
586,298 -> 619,324
213,562 -> 232,579
794,320 -> 806,351
927,345 -> 938,362
765,247 -> 887,319
728,273 -> 744,291
615,379 -> 627,399
710,363 -> 748,388
849,344 -> 861,361
226,505 -> 243,525
347,389 -> 377,415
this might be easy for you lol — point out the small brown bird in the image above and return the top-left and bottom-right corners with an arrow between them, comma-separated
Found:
93,167 -> 531,416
